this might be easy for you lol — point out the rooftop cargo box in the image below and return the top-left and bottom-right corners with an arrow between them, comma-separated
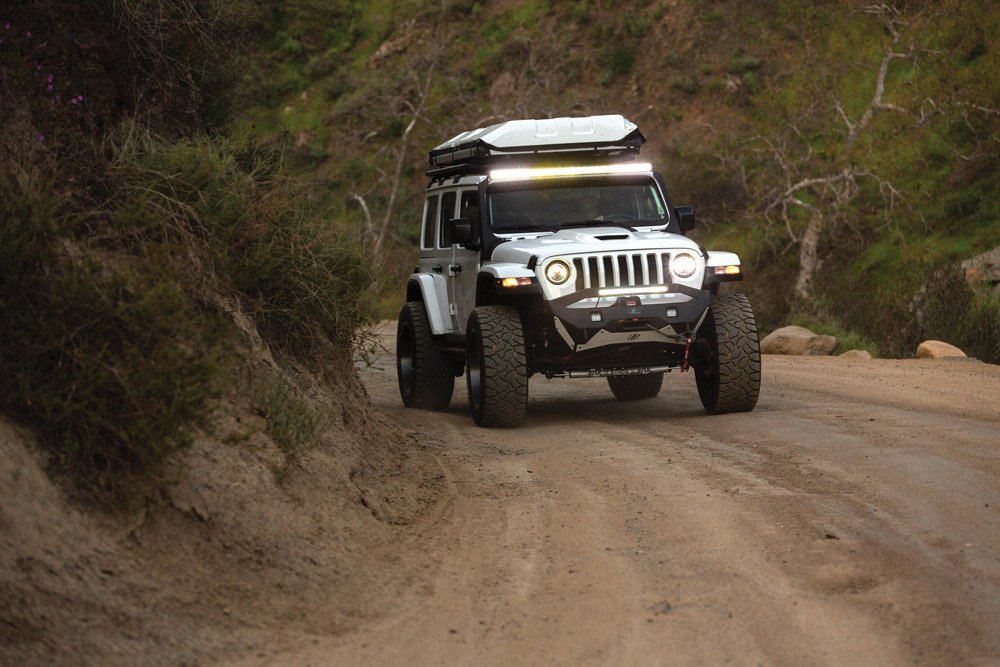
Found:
428,115 -> 645,172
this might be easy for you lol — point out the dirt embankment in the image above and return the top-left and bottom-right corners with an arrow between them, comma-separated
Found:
3,324 -> 1000,666
0,364 -> 444,665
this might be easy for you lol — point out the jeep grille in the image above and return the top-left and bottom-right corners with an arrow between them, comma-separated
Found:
571,252 -> 671,291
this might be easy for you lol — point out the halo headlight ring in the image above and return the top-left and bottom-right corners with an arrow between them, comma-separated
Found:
545,260 -> 572,285
671,252 -> 698,279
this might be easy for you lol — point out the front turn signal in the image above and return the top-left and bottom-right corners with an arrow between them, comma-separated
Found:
500,277 -> 534,288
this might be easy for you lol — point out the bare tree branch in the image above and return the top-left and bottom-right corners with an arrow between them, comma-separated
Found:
351,193 -> 373,239
372,1 -> 446,255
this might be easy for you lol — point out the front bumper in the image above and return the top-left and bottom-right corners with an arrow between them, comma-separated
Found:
548,284 -> 711,349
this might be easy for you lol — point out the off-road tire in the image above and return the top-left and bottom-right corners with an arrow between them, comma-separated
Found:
397,302 -> 454,410
694,293 -> 760,414
607,373 -> 664,401
466,306 -> 528,427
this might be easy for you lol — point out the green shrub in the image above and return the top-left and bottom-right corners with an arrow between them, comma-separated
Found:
662,51 -> 684,68
669,74 -> 701,94
114,135 -> 378,358
726,56 -> 762,74
601,46 -> 636,85
250,372 -> 326,478
918,265 -> 1000,363
0,207 -> 223,496
741,71 -> 761,93
789,315 -> 882,357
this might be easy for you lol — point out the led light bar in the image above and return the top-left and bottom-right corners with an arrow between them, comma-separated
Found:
598,285 -> 669,297
490,162 -> 653,182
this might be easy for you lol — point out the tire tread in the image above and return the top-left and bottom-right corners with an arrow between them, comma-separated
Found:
397,302 -> 454,411
696,293 -> 761,414
468,306 -> 527,427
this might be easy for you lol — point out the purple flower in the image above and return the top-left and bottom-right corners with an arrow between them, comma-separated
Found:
25,31 -> 31,38
37,133 -> 45,142
4,22 -> 10,30
46,74 -> 53,82
46,84 -> 52,91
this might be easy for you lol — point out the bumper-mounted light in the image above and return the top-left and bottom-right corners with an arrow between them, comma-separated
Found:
598,285 -> 668,297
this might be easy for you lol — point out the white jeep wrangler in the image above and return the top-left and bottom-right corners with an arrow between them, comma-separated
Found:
396,115 -> 760,427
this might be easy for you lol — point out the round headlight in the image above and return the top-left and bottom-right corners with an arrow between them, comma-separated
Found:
545,260 -> 571,285
671,252 -> 698,279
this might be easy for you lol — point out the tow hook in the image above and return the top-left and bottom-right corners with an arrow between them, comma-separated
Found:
682,335 -> 693,372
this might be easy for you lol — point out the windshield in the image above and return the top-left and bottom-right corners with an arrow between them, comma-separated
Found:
487,177 -> 668,232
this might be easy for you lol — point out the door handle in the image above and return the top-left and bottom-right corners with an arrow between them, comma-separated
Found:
432,265 -> 443,274
449,264 -> 462,273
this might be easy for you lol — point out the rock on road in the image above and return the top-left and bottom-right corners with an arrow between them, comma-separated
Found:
278,323 -> 1000,666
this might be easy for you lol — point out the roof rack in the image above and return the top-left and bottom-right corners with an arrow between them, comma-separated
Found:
427,115 -> 645,176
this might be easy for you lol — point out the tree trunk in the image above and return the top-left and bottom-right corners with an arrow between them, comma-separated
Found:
794,210 -> 824,300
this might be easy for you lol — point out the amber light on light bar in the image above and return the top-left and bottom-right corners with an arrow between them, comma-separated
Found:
490,162 -> 653,182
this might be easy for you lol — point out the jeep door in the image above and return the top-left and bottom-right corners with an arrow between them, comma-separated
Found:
440,187 -> 480,333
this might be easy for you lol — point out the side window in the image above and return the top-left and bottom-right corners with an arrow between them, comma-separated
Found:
460,190 -> 480,222
438,191 -> 457,248
422,195 -> 439,249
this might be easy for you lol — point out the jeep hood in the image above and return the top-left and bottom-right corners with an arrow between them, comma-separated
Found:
489,228 -> 703,265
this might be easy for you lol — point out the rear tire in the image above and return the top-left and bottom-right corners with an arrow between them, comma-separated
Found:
607,373 -> 664,401
694,293 -> 761,414
397,302 -> 454,410
466,306 -> 528,427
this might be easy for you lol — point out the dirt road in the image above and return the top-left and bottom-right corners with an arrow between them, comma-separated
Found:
268,324 -> 1000,666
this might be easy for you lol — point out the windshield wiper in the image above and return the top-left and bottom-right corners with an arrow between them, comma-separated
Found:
496,223 -> 558,233
562,219 -> 638,232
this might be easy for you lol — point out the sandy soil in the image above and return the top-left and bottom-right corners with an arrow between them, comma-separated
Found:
277,323 -> 1000,667
3,324 -> 998,666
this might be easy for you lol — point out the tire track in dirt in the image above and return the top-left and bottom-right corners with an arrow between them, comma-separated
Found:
258,329 -> 999,666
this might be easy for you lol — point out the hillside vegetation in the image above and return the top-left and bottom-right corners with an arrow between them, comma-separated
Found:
247,0 -> 1000,360
1,1 -> 378,497
1,0 -> 998,496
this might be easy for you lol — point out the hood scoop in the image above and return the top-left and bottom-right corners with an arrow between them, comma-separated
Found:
596,233 -> 630,241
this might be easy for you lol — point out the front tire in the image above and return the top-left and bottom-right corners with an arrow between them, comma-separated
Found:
397,302 -> 454,410
607,373 -> 664,401
694,293 -> 761,414
466,306 -> 528,427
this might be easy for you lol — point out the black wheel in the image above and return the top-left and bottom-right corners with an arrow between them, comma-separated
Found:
694,293 -> 761,414
607,373 -> 664,400
466,306 -> 528,427
397,302 -> 454,410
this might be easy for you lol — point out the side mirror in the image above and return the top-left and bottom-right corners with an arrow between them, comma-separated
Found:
450,217 -> 474,246
676,206 -> 695,232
